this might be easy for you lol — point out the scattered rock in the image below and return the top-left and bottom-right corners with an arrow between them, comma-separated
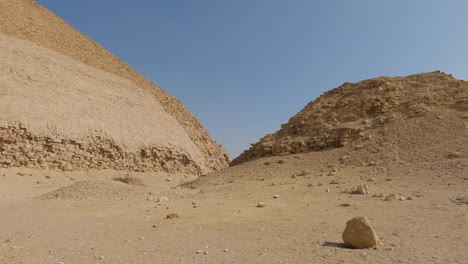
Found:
384,194 -> 398,201
342,216 -> 378,248
330,180 -> 339,184
157,196 -> 169,203
355,184 -> 370,194
452,195 -> 468,205
165,213 -> 179,219
256,202 -> 266,208
448,151 -> 461,159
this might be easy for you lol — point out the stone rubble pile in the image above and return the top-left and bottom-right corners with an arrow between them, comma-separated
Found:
232,71 -> 467,164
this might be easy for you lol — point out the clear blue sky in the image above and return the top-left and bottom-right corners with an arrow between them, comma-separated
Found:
37,0 -> 468,158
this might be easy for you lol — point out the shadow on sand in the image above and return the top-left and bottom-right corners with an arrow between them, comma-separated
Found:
321,241 -> 352,249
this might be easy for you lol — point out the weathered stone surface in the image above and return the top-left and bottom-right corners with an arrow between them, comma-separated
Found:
0,1 -> 230,174
232,71 -> 468,165
0,124 -> 202,174
342,216 -> 378,248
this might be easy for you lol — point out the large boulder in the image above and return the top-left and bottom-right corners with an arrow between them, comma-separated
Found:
342,216 -> 378,248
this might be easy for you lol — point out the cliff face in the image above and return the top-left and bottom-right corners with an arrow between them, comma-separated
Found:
233,71 -> 468,165
0,0 -> 229,174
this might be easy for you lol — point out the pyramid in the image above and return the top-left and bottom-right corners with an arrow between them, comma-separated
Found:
233,71 -> 468,165
0,0 -> 229,174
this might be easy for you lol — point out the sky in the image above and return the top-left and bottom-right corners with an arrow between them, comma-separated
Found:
37,0 -> 468,158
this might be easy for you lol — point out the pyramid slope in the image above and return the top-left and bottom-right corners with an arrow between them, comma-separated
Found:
0,0 -> 229,173
233,71 -> 468,164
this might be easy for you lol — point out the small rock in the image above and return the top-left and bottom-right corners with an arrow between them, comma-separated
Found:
17,172 -> 26,176
326,189 -> 330,192
165,213 -> 179,219
223,249 -> 229,252
398,197 -> 406,201
256,202 -> 266,208
157,196 -> 169,203
355,184 -> 370,194
448,151 -> 461,159
342,216 -> 378,248
384,194 -> 398,201
273,194 -> 280,199
367,177 -> 376,182
406,196 -> 413,200
330,180 -> 339,184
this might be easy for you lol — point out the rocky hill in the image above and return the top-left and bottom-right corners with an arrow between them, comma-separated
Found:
0,0 -> 229,174
232,71 -> 468,165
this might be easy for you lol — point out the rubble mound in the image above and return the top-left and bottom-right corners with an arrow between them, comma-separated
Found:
0,0 -> 229,174
233,71 -> 468,164
38,180 -> 147,201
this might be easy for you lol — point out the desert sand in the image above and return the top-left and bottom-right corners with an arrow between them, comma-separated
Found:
1,142 -> 467,263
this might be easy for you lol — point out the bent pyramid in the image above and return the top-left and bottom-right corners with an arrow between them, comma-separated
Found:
233,71 -> 468,165
0,0 -> 229,174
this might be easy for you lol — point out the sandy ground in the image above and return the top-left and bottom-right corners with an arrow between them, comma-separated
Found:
1,147 -> 467,264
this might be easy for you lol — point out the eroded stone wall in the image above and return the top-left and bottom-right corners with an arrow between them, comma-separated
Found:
0,124 -> 202,174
